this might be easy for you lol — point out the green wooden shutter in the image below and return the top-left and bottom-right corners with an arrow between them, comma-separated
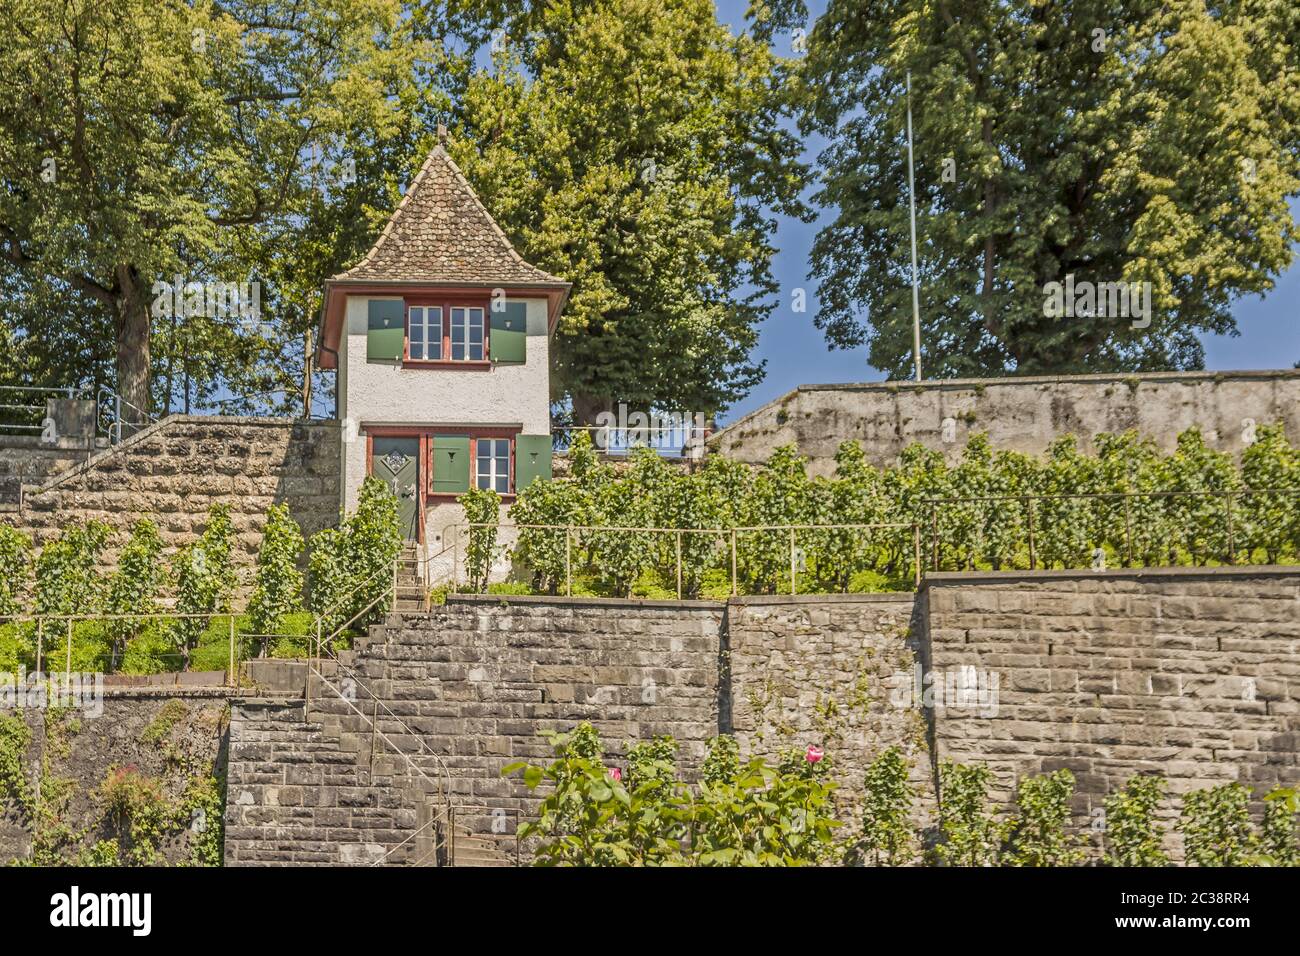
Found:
489,302 -> 527,364
515,434 -> 553,490
431,435 -> 471,494
367,299 -> 405,362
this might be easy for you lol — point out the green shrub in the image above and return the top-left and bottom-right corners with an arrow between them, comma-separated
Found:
458,486 -> 501,592
35,521 -> 111,616
104,519 -> 166,666
1259,787 -> 1298,866
1006,769 -> 1086,866
1179,782 -> 1256,866
0,525 -> 32,616
247,504 -> 305,635
1104,774 -> 1170,866
171,505 -> 237,665
858,746 -> 916,865
934,761 -> 1007,866
308,475 -> 402,636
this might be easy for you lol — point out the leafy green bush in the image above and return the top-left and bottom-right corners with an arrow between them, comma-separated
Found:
458,486 -> 501,592
1005,769 -> 1086,866
858,746 -> 916,865
1260,787 -> 1299,866
1104,774 -> 1170,866
0,525 -> 32,616
1179,782 -> 1256,866
506,724 -> 841,866
104,519 -> 166,666
308,475 -> 402,636
35,521 -> 111,616
171,505 -> 237,666
247,505 -> 305,636
933,761 -> 1007,866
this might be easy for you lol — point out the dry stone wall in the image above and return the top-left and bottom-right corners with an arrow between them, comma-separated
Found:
0,415 -> 341,580
712,370 -> 1300,474
923,567 -> 1300,857
0,689 -> 232,865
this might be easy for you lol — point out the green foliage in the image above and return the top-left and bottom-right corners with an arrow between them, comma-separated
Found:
1104,774 -> 1170,866
801,0 -> 1300,377
34,521 -> 111,617
98,764 -> 173,866
858,746 -> 916,866
1259,788 -> 1299,867
934,761 -> 1007,866
499,423 -> 1300,596
182,773 -> 226,867
309,475 -> 403,635
0,525 -> 32,616
1005,770 -> 1086,867
458,486 -> 501,593
172,505 -> 237,662
1179,782 -> 1257,866
140,700 -> 190,746
247,505 -> 305,636
454,0 -> 805,417
506,724 -> 840,866
0,713 -> 32,815
104,519 -> 166,665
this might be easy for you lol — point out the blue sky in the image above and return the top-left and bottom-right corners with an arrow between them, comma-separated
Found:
715,0 -> 1300,423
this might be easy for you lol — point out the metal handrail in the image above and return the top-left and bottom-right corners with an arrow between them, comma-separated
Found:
440,520 -> 922,596
96,385 -> 155,444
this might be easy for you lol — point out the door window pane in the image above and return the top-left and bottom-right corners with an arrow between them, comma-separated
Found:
475,438 -> 511,492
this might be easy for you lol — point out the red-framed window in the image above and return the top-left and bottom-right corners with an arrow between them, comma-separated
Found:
425,426 -> 521,499
403,296 -> 489,366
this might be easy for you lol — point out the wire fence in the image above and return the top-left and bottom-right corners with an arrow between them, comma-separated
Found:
922,487 -> 1300,572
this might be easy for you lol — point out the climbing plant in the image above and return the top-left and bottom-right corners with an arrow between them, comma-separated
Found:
1104,774 -> 1170,867
247,505 -> 305,636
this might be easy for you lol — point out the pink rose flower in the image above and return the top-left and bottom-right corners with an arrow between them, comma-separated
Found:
805,745 -> 824,764
609,767 -> 622,781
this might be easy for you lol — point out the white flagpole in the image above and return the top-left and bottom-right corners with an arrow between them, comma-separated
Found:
906,71 -> 922,381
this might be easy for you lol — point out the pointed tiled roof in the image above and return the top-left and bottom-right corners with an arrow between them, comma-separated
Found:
332,144 -> 566,286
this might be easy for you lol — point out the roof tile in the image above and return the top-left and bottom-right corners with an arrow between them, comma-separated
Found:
333,145 -> 565,286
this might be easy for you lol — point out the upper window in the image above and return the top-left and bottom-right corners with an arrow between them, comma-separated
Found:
408,306 -> 443,361
451,307 -> 486,361
476,437 -> 511,493
405,301 -> 487,362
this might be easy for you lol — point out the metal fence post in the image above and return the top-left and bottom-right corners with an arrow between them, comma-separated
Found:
228,614 -> 236,688
930,504 -> 939,571
35,618 -> 42,675
789,527 -> 797,596
1124,494 -> 1134,567
913,525 -> 922,589
565,527 -> 573,597
1026,496 -> 1037,570
675,531 -> 683,599
64,618 -> 72,678
1225,491 -> 1235,565
730,529 -> 738,596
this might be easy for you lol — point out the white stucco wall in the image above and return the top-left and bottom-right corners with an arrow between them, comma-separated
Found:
337,294 -> 553,512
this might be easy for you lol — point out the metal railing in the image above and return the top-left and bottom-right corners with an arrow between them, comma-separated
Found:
96,385 -> 155,444
922,487 -> 1300,571
0,611 -> 245,686
0,384 -> 86,433
437,521 -> 922,597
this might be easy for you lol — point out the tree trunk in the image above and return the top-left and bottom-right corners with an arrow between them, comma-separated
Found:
570,393 -> 612,426
113,263 -> 151,432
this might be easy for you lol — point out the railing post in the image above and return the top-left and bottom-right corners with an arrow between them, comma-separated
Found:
35,618 -> 43,675
565,527 -> 573,597
913,524 -> 922,589
1225,491 -> 1235,565
1124,494 -> 1134,567
930,504 -> 939,571
675,531 -> 683,599
1026,496 -> 1037,570
64,618 -> 72,679
228,614 -> 236,688
730,529 -> 738,596
789,527 -> 797,596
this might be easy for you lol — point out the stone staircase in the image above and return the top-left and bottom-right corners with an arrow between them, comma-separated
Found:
225,593 -> 722,867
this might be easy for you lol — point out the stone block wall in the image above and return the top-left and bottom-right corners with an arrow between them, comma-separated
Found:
726,594 -> 934,832
224,597 -> 724,865
0,689 -> 232,865
712,369 -> 1300,474
0,415 -> 341,586
923,566 -> 1300,856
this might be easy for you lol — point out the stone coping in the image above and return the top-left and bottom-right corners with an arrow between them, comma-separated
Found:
712,368 -> 1300,438
920,564 -> 1300,590
446,593 -> 725,610
728,592 -> 915,605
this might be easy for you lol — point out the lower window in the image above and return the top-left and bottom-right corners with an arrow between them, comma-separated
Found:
476,437 -> 511,492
